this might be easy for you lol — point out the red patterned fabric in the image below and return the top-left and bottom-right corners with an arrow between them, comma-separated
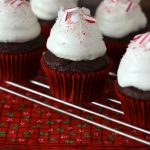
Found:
0,70 -> 149,149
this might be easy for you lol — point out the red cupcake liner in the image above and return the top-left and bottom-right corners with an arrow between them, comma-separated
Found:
41,57 -> 113,104
0,47 -> 45,83
104,38 -> 129,72
40,22 -> 54,40
114,81 -> 150,130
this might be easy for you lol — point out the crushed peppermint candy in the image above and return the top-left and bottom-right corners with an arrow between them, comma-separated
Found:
83,15 -> 96,23
125,1 -> 133,12
0,0 -> 28,8
58,7 -> 96,24
111,0 -> 118,2
134,32 -> 150,50
104,0 -> 136,12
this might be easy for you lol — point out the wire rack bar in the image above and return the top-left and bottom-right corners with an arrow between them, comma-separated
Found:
5,81 -> 150,135
0,85 -> 150,146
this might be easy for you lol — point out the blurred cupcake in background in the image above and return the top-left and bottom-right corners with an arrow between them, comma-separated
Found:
78,0 -> 102,16
0,0 -> 45,82
96,0 -> 147,72
115,32 -> 150,130
41,7 -> 112,104
30,0 -> 78,39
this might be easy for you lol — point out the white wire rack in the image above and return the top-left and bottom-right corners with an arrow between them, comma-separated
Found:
0,73 -> 150,146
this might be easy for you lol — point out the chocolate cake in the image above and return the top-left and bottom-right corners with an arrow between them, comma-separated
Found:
117,83 -> 150,100
43,50 -> 109,72
0,35 -> 45,53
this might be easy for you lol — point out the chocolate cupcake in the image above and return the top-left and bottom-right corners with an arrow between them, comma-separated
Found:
30,0 -> 78,39
95,0 -> 147,72
41,7 -> 112,104
0,0 -> 45,82
115,32 -> 150,130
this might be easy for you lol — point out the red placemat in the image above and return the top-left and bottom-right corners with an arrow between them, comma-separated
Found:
0,70 -> 149,150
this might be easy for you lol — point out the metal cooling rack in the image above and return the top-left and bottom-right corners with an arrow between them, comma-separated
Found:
0,72 -> 150,146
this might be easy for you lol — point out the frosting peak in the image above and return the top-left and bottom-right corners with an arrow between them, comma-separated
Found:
117,32 -> 150,91
47,7 -> 106,61
96,0 -> 147,38
0,0 -> 41,43
133,32 -> 150,50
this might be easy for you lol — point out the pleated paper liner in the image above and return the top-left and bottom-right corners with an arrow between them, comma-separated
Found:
114,81 -> 150,130
0,47 -> 45,83
104,37 -> 129,72
41,56 -> 112,104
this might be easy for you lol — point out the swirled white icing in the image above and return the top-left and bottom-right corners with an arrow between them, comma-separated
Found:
118,32 -> 150,91
0,0 -> 41,43
95,0 -> 147,38
47,7 -> 106,61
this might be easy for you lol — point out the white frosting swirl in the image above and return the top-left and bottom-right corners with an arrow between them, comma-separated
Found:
30,0 -> 78,21
118,32 -> 150,91
0,0 -> 41,43
47,7 -> 106,61
95,0 -> 147,38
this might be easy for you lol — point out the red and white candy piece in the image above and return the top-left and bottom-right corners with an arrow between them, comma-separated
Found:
66,7 -> 79,13
108,0 -> 133,12
134,32 -> 150,44
60,7 -> 79,22
125,1 -> 133,12
111,0 -> 118,3
62,7 -> 96,24
134,32 -> 150,49
83,15 -> 96,23
1,0 -> 28,7
65,7 -> 79,21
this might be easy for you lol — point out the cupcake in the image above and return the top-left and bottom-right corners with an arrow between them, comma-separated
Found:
0,0 -> 45,82
30,0 -> 78,39
95,0 -> 147,72
115,32 -> 150,130
41,7 -> 112,104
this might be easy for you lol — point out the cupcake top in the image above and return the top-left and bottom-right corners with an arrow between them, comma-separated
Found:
0,0 -> 41,43
117,32 -> 150,91
30,0 -> 78,21
95,0 -> 147,38
46,7 -> 106,61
